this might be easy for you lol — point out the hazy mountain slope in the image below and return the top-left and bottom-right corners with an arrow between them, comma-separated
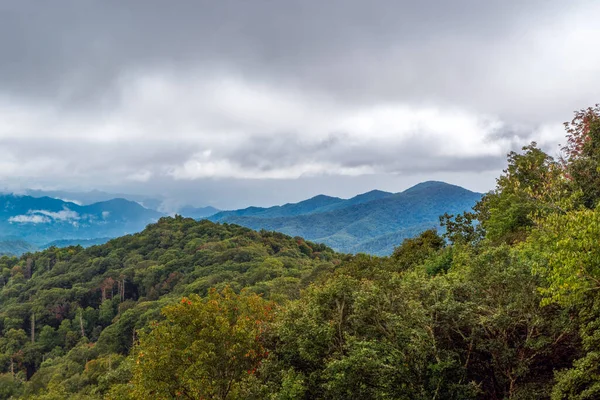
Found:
211,182 -> 482,255
0,237 -> 114,256
307,189 -> 394,214
40,237 -> 113,249
22,188 -> 164,209
209,190 -> 394,222
21,189 -> 221,216
0,195 -> 164,244
178,205 -> 220,219
0,239 -> 38,256
347,227 -> 435,255
210,194 -> 344,220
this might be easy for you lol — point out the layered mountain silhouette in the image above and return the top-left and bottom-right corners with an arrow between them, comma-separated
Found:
0,195 -> 164,248
0,182 -> 481,256
0,238 -> 38,256
178,205 -> 220,219
209,181 -> 482,255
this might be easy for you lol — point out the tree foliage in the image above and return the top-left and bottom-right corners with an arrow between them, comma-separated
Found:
130,287 -> 274,399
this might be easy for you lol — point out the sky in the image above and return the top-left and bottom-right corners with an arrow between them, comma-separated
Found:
0,0 -> 599,210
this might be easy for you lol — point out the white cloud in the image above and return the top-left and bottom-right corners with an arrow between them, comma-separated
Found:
9,208 -> 80,225
126,170 -> 153,182
170,157 -> 376,180
32,209 -> 80,222
9,214 -> 51,224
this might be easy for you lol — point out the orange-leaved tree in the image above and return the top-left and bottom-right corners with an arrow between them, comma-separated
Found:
561,104 -> 600,208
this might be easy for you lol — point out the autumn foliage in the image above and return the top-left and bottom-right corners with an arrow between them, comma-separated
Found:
130,287 -> 274,399
561,104 -> 600,163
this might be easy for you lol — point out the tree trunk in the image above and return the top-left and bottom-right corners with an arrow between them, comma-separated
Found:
31,312 -> 35,343
26,257 -> 33,279
79,310 -> 85,337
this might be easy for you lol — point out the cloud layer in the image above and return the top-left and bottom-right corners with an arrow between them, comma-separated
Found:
0,1 -> 598,207
9,208 -> 80,225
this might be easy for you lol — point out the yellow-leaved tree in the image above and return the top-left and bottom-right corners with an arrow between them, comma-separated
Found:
124,287 -> 274,399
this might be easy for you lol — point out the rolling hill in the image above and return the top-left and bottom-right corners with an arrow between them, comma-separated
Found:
209,181 -> 482,255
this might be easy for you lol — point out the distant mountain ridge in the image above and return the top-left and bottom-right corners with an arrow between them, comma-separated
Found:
178,205 -> 220,219
0,194 -> 164,246
209,181 -> 482,255
0,239 -> 38,256
21,188 -> 165,209
40,237 -> 113,250
19,189 -> 218,215
0,237 -> 113,256
210,189 -> 394,220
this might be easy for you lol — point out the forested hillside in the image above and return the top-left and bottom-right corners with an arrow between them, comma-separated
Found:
210,182 -> 481,255
0,218 -> 338,399
1,105 -> 600,399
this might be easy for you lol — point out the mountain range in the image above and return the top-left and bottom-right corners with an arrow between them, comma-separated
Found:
0,195 -> 163,251
209,181 -> 482,255
0,181 -> 482,256
20,188 -> 165,210
18,189 -> 220,215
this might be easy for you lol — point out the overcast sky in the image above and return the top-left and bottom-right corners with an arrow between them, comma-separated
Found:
0,0 -> 598,209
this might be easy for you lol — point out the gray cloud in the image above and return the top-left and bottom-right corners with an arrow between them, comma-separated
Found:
0,0 -> 598,207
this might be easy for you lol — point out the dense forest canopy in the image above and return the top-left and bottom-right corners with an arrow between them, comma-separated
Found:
0,104 -> 600,399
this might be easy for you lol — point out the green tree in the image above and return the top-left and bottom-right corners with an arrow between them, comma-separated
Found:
526,207 -> 600,307
391,229 -> 445,271
270,273 -> 477,399
131,287 -> 275,399
478,143 -> 563,244
440,211 -> 482,245
0,328 -> 27,376
0,373 -> 23,398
